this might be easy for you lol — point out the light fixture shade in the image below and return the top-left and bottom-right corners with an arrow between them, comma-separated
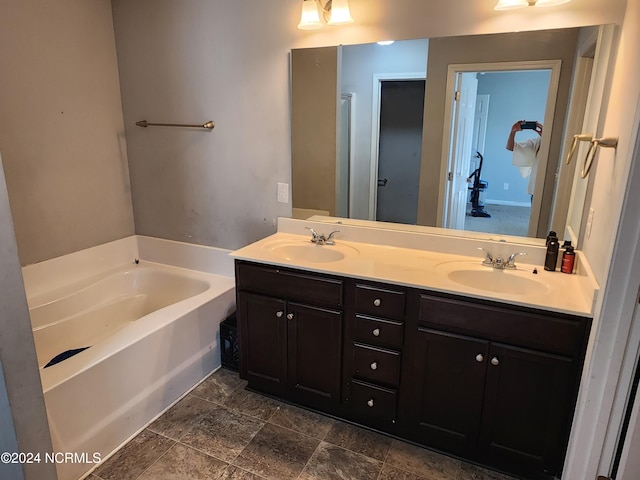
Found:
534,0 -> 571,6
327,0 -> 354,25
297,0 -> 323,30
494,0 -> 529,10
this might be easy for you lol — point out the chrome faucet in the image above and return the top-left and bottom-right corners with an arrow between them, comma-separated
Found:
306,227 -> 339,245
478,248 -> 527,269
505,252 -> 527,269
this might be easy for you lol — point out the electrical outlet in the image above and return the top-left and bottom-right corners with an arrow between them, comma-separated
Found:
503,183 -> 509,190
277,182 -> 289,203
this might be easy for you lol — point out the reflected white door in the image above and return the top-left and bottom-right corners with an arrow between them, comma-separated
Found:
445,72 -> 478,230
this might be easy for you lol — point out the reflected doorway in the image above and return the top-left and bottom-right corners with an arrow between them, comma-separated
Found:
376,80 -> 426,223
442,63 -> 557,237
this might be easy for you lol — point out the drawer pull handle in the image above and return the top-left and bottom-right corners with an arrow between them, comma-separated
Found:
373,298 -> 382,307
491,357 -> 500,366
372,328 -> 380,337
475,354 -> 484,362
367,399 -> 375,407
370,362 -> 378,370
287,313 -> 294,320
276,311 -> 284,318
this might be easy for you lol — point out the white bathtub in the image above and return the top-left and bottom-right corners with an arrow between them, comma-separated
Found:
22,236 -> 236,480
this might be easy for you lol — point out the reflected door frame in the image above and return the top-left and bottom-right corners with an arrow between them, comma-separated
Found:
443,71 -> 478,230
369,72 -> 426,220
437,60 -> 562,236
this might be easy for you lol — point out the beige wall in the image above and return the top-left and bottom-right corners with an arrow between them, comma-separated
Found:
0,0 -> 134,266
0,158 -> 55,479
417,29 -> 578,234
581,8 -> 640,281
292,47 -> 339,216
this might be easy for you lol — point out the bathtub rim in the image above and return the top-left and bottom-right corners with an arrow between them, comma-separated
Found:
29,262 -> 211,328
35,261 -> 235,393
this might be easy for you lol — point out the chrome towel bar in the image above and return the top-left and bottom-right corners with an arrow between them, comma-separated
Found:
135,120 -> 215,130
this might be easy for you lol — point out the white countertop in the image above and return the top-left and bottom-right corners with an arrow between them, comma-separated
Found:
231,220 -> 598,317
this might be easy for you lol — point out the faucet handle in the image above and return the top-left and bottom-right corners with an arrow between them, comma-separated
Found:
505,252 -> 527,269
325,230 -> 340,245
478,247 -> 494,267
305,227 -> 320,242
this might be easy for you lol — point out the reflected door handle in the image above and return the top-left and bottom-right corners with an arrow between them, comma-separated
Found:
377,178 -> 388,187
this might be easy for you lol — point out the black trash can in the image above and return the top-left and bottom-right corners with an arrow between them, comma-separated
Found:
220,313 -> 239,372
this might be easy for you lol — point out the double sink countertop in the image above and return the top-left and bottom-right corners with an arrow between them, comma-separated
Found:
231,218 -> 599,317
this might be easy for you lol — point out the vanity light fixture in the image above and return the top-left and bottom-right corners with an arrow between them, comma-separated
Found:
297,0 -> 354,30
494,0 -> 570,10
377,40 -> 395,46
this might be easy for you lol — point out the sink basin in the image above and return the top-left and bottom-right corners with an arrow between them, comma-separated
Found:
435,262 -> 550,296
265,241 -> 358,263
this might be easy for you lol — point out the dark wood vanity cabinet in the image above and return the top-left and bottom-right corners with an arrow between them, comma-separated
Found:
235,262 -> 344,412
235,260 -> 590,479
402,293 -> 590,478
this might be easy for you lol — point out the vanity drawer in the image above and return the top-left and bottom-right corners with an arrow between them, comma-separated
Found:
348,379 -> 397,424
353,342 -> 401,386
355,284 -> 406,320
354,315 -> 404,350
418,293 -> 588,357
236,262 -> 343,308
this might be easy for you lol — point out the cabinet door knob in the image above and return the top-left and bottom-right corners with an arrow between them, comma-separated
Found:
372,328 -> 380,337
370,362 -> 378,370
475,354 -> 484,362
367,399 -> 375,407
373,298 -> 382,307
276,311 -> 284,318
286,313 -> 294,320
491,357 -> 500,366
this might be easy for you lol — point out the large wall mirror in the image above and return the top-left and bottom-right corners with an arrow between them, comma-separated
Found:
290,25 -> 615,247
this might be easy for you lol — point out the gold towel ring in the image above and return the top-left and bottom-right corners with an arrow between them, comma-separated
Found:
581,137 -> 619,178
566,133 -> 593,165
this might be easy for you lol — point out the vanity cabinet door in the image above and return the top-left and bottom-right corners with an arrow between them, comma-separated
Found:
236,261 -> 345,413
287,302 -> 343,409
404,327 -> 489,458
237,292 -> 287,396
480,343 -> 576,477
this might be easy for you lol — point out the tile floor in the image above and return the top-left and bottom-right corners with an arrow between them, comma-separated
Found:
89,368 -> 518,480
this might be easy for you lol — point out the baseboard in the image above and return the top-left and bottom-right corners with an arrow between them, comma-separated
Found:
483,199 -> 531,207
